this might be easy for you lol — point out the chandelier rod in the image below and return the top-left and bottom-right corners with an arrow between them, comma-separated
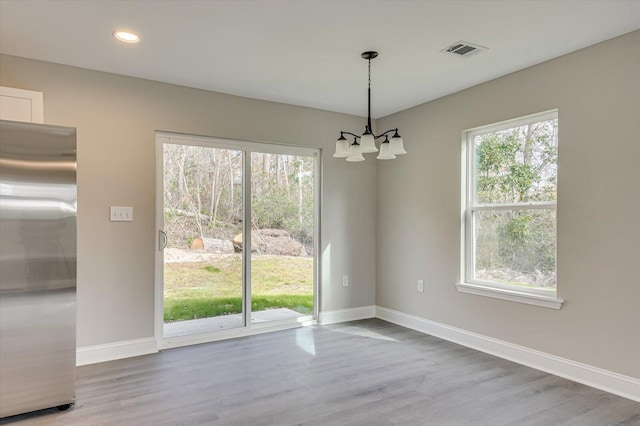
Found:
367,55 -> 372,134
360,51 -> 398,139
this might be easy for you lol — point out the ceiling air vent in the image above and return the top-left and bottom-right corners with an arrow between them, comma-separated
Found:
442,41 -> 487,57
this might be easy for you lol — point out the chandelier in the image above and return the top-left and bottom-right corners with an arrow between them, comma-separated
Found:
334,51 -> 407,162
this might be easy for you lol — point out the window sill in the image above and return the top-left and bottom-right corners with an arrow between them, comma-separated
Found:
455,282 -> 564,309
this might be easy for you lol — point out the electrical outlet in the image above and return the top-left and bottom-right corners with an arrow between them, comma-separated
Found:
417,279 -> 424,293
342,275 -> 349,287
110,206 -> 133,222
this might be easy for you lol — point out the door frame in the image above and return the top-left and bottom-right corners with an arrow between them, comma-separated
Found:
154,131 -> 321,350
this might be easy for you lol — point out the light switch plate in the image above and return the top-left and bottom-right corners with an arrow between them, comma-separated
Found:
110,206 -> 133,222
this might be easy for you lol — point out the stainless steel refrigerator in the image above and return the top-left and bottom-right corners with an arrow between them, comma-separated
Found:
0,120 -> 77,418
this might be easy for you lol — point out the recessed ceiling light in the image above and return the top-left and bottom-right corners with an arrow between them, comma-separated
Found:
113,31 -> 140,44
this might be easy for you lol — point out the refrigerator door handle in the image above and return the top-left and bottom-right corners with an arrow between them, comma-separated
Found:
159,230 -> 168,251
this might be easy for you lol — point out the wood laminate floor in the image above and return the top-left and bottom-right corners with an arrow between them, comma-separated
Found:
2,319 -> 639,425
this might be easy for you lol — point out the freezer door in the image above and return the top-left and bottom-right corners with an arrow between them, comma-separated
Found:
0,120 -> 77,417
0,289 -> 76,417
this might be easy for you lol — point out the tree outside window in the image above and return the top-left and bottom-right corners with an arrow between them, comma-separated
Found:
465,111 -> 558,294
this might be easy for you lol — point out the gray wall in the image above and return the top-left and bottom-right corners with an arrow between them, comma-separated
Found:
0,55 -> 377,347
376,30 -> 640,379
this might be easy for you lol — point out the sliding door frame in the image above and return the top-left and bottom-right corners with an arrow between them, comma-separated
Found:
154,131 -> 320,350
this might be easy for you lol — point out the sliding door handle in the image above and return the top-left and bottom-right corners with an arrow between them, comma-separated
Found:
159,230 -> 168,251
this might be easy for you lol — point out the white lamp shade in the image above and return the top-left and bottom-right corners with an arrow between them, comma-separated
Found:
333,138 -> 350,158
346,143 -> 365,162
359,133 -> 378,153
389,134 -> 407,155
377,142 -> 396,160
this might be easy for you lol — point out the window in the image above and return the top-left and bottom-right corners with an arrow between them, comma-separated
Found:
458,110 -> 563,309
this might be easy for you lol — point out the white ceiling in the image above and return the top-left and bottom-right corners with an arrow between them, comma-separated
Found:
1,0 -> 639,118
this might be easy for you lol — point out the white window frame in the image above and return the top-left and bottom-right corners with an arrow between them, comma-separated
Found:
457,110 -> 563,309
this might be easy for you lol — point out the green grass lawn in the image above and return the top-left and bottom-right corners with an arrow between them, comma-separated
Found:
164,254 -> 313,322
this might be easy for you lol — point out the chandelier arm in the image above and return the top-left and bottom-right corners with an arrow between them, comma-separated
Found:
372,128 -> 399,139
340,129 -> 396,140
340,131 -> 361,139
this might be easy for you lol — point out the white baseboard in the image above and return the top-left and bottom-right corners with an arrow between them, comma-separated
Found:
77,337 -> 158,366
319,305 -> 376,325
78,306 -> 371,365
375,306 -> 640,402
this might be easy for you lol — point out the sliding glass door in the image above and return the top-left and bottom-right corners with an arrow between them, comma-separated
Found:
250,152 -> 315,326
155,134 -> 318,343
161,143 -> 245,337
